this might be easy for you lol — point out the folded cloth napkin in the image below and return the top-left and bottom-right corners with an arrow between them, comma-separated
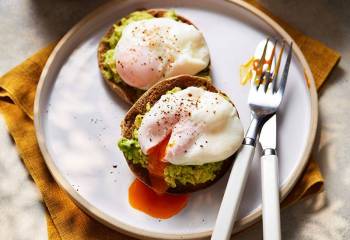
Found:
0,1 -> 340,239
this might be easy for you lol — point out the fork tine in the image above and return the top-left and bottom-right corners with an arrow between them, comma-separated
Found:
263,39 -> 277,92
263,72 -> 272,93
256,71 -> 265,90
266,39 -> 277,72
277,41 -> 293,95
256,38 -> 270,89
271,40 -> 285,92
257,38 -> 269,69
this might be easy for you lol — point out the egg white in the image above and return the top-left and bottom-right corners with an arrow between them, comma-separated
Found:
138,87 -> 244,165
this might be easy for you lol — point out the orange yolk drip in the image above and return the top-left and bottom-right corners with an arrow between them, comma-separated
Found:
129,179 -> 189,219
147,134 -> 171,194
128,134 -> 189,219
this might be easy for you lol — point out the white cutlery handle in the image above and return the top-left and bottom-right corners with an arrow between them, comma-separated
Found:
261,154 -> 281,240
211,144 -> 255,240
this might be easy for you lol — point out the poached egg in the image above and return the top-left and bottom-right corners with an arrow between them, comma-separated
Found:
115,18 -> 210,90
138,87 -> 244,165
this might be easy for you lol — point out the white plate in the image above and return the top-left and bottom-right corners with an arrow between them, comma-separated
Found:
34,0 -> 318,239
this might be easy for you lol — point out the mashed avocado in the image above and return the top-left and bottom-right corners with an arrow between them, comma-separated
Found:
102,49 -> 121,83
118,137 -> 148,168
166,86 -> 182,94
163,10 -> 179,21
164,162 -> 223,188
118,114 -> 146,167
118,87 -> 223,188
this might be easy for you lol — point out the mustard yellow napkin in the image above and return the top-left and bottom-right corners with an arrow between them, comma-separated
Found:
0,1 -> 340,239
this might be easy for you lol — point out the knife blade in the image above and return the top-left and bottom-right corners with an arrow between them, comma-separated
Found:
259,114 -> 276,151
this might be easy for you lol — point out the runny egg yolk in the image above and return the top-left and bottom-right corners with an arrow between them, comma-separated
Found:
147,134 -> 171,194
128,179 -> 189,219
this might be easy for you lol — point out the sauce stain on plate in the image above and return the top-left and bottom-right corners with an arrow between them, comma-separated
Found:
129,179 -> 189,219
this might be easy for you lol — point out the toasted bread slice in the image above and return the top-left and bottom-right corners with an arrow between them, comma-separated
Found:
120,75 -> 237,194
98,9 -> 203,105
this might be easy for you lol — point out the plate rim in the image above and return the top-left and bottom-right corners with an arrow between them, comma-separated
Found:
33,0 -> 318,239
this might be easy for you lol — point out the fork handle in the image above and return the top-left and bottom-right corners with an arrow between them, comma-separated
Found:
261,153 -> 281,240
211,144 -> 255,240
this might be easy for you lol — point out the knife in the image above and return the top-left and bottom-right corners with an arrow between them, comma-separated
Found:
259,114 -> 281,240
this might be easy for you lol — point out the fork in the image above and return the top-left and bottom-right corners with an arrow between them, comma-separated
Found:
211,39 -> 292,240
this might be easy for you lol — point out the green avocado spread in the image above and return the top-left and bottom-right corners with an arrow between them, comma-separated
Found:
101,10 -> 210,86
117,88 -> 223,188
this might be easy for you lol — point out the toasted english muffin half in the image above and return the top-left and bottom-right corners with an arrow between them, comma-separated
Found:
97,9 -> 210,105
118,75 -> 237,194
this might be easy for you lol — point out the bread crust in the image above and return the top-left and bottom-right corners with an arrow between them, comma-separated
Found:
120,75 -> 238,194
97,9 -> 195,105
